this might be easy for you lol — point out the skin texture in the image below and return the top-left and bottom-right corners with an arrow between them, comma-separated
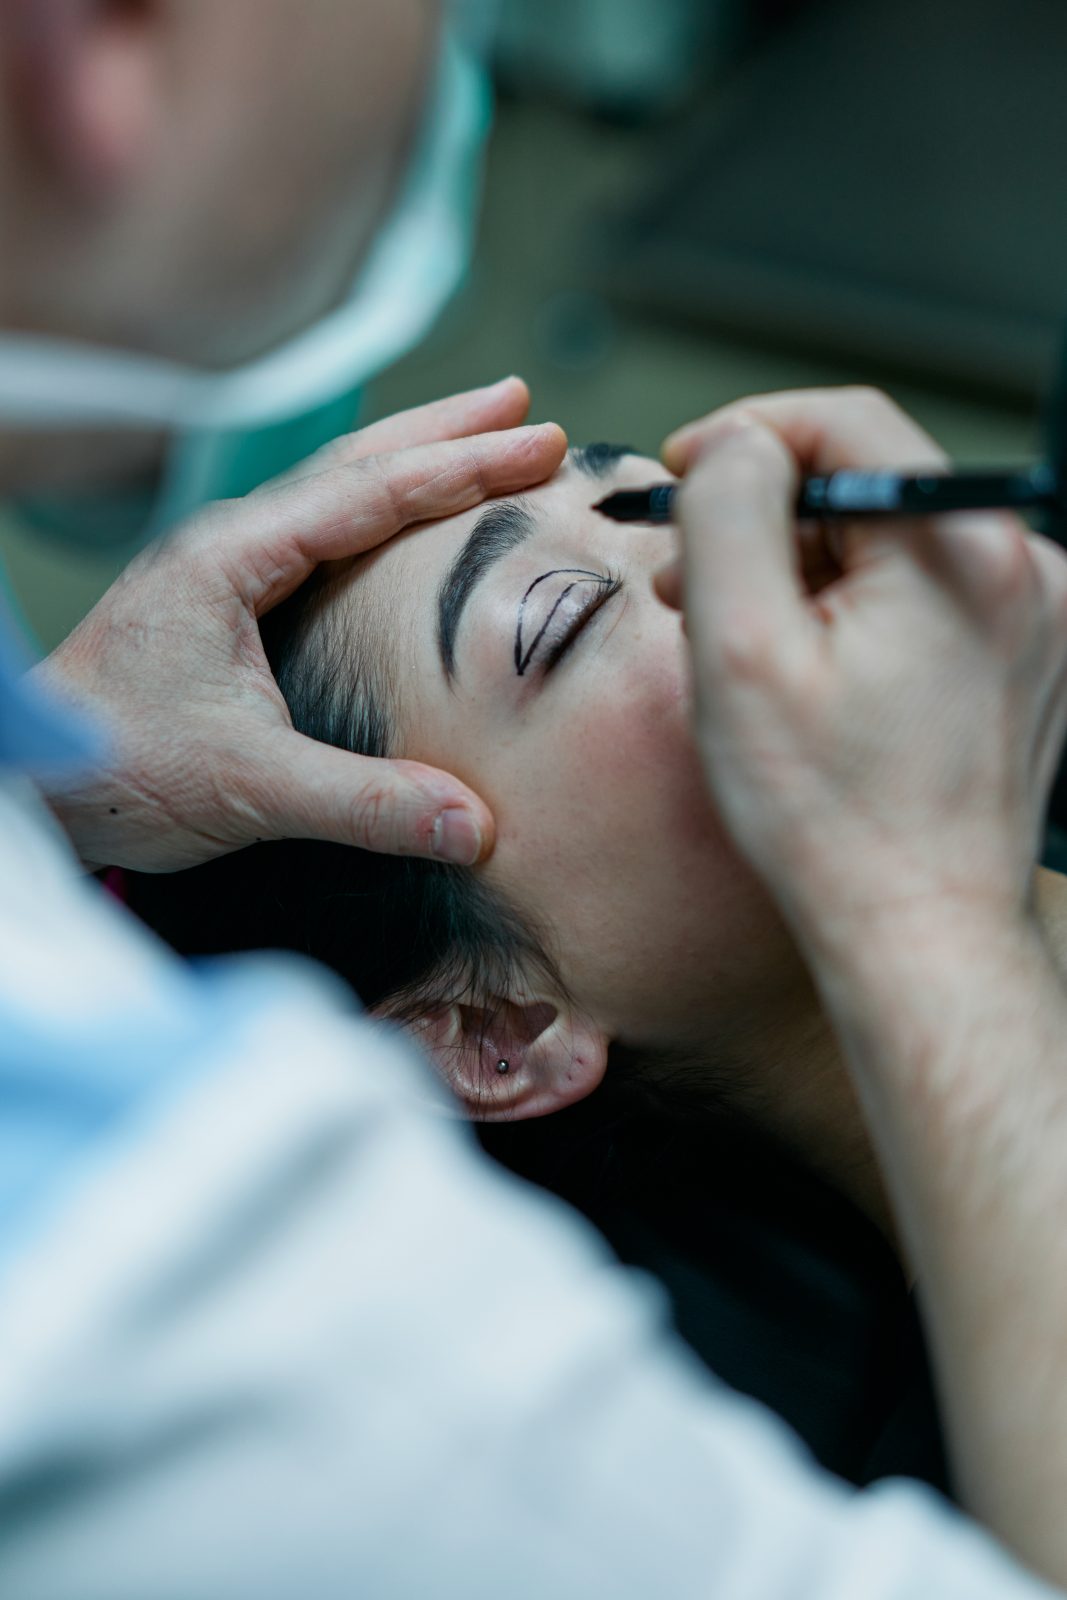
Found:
379,453 -> 794,1039
38,384 -> 568,869
327,450 -> 884,1216
326,425 -> 1067,1254
661,390 -> 1067,949
664,389 -> 1067,1588
0,5 -> 570,865
324,389 -> 1067,1586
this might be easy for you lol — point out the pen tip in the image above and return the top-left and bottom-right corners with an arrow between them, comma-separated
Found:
594,490 -> 640,521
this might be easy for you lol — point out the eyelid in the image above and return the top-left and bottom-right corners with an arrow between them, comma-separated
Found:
542,571 -> 622,672
514,567 -> 612,676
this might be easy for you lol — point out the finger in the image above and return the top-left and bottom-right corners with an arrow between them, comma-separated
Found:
232,423 -> 568,615
677,417 -> 815,684
663,387 -> 947,479
666,388 -> 954,586
913,511 -> 1040,623
655,517 -> 833,614
931,520 -> 1067,644
338,377 -> 531,461
653,555 -> 683,611
256,733 -> 496,864
272,378 -> 532,488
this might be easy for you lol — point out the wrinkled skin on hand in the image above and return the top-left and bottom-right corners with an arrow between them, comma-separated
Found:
37,379 -> 567,873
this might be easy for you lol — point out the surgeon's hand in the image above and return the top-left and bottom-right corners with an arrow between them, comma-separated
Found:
656,387 -> 1067,957
658,391 -> 1067,1590
37,379 -> 566,872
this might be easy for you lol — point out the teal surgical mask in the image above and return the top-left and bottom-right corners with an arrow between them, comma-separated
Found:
0,30 -> 491,553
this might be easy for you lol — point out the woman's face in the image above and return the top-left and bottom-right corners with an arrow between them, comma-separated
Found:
342,448 -> 800,1052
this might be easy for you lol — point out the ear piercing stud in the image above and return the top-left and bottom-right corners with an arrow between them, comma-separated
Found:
495,1059 -> 510,1075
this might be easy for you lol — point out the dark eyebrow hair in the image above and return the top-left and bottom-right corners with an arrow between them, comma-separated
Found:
570,442 -> 639,478
437,498 -> 537,680
434,444 -> 640,681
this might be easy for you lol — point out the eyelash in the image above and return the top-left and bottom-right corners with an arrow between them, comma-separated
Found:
542,570 -> 623,672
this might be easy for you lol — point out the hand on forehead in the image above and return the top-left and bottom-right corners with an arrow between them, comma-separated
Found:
352,442 -> 669,579
328,444 -> 670,677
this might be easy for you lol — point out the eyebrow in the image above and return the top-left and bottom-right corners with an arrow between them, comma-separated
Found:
437,498 -> 538,680
570,441 -> 639,478
434,443 -> 638,680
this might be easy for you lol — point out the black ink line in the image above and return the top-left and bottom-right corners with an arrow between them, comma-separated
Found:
514,568 -> 610,677
518,581 -> 586,675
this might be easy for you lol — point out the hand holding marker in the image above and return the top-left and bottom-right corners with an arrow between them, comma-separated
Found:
596,461 -> 1061,529
597,355 -> 1067,541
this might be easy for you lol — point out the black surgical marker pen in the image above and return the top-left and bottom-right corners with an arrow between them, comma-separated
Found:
595,463 -> 1062,526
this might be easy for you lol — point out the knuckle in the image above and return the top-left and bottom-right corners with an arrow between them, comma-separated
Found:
351,456 -> 406,527
373,441 -> 491,524
346,771 -> 434,857
457,440 -> 492,495
348,780 -> 395,853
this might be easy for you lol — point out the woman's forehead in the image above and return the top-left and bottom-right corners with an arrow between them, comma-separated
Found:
450,443 -> 664,535
356,445 -> 665,602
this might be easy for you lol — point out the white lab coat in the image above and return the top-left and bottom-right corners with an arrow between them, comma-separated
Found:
0,768 -> 1059,1597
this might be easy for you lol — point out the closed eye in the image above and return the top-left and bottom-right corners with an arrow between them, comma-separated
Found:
542,573 -> 623,672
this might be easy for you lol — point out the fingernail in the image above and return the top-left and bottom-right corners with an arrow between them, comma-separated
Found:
432,807 -> 484,866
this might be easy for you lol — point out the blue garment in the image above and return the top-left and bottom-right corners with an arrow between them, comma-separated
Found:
0,942 -> 303,1277
0,745 -> 1053,1599
0,571 -> 1057,1600
0,599 -> 283,1275
0,588 -> 99,773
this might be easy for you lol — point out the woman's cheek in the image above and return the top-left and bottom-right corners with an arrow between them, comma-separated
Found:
588,653 -> 713,842
481,661 -> 788,1031
497,655 -> 720,902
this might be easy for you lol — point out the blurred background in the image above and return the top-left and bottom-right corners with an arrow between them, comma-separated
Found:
4,0 -> 1062,652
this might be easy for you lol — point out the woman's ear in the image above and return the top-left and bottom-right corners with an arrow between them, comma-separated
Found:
404,994 -> 610,1122
5,0 -> 162,196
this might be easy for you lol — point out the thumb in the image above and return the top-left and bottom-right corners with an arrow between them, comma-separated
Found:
653,555 -> 683,611
252,732 -> 495,864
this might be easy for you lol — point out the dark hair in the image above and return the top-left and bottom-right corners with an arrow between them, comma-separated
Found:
130,442 -> 642,1019
127,554 -> 561,1031
128,467 -> 842,1296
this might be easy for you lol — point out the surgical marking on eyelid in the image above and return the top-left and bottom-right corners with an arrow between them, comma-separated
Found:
518,581 -> 587,675
514,568 -> 611,676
